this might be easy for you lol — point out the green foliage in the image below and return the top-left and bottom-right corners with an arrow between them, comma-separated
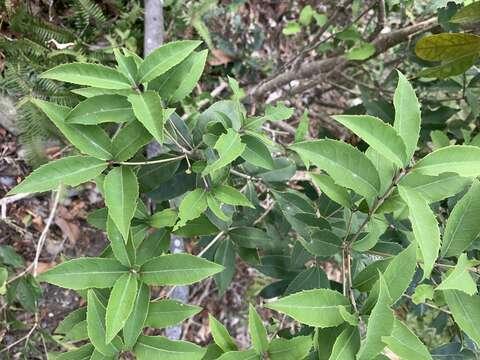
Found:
5,34 -> 480,359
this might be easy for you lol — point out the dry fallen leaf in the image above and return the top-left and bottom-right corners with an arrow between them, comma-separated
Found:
208,49 -> 233,66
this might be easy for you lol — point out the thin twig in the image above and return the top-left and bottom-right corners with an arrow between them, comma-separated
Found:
115,154 -> 186,166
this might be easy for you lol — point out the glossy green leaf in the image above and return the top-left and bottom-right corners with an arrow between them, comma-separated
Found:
329,326 -> 360,360
213,185 -> 254,208
398,186 -> 440,278
332,115 -> 407,167
41,63 -> 131,89
441,180 -> 480,257
265,289 -> 350,328
105,273 -> 137,343
393,71 -> 421,161
128,91 -> 164,144
149,209 -> 178,228
413,145 -> 480,177
443,290 -> 480,347
338,306 -> 359,326
37,258 -> 127,289
357,274 -> 394,360
87,290 -> 123,356
56,344 -> 94,360
66,95 -> 134,124
248,304 -> 268,355
290,140 -> 380,200
382,319 -> 433,360
104,166 -> 138,241
310,173 -> 352,208
419,53 -> 478,78
106,216 -> 133,267
217,350 -> 260,360
123,283 -> 150,350
31,99 -> 113,160
353,259 -> 392,292
111,120 -> 152,161
365,147 -> 397,194
229,227 -> 272,249
113,48 -> 138,85
145,299 -> 202,328
207,193 -> 230,221
134,335 -> 206,360
268,336 -> 312,360
8,156 -> 106,195
173,189 -> 208,231
214,238 -> 236,295
415,33 -> 480,61
241,134 -> 275,170
71,87 -> 135,98
352,217 -> 387,252
285,267 -> 330,294
140,253 -> 224,285
150,50 -> 208,103
436,254 -> 478,295
56,307 -> 87,334
203,129 -> 246,175
209,315 -> 238,352
138,40 -> 202,83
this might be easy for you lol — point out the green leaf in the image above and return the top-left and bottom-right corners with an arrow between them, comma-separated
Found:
149,209 -> 178,228
264,103 -> 294,121
443,290 -> 480,347
248,304 -> 268,355
71,87 -> 135,98
352,217 -> 387,252
430,130 -> 450,149
140,253 -> 224,285
41,63 -> 132,89
8,156 -> 106,195
337,306 -> 359,326
123,283 -> 150,350
419,53 -> 478,78
436,254 -> 478,295
300,229 -> 342,257
213,185 -> 254,208
353,259 -> 392,292
114,48 -> 138,85
365,147 -> 397,194
295,110 -> 310,143
203,129 -> 246,175
412,284 -> 434,305
145,299 -> 202,328
346,43 -> 375,61
265,289 -> 350,328
285,267 -> 330,294
207,193 -> 230,221
214,239 -> 236,295
128,91 -> 164,144
138,40 -> 202,83
241,134 -> 275,170
55,307 -> 87,334
104,166 -> 138,241
66,95 -> 134,125
229,227 -> 272,249
441,180 -> 480,257
56,344 -> 94,360
283,21 -> 301,35
31,99 -> 113,160
451,2 -> 480,24
0,267 -> 7,295
291,140 -> 380,201
328,326 -> 360,360
393,71 -> 421,161
149,50 -> 208,103
268,336 -> 312,360
37,258 -> 127,289
87,290 -> 123,356
413,145 -> 480,177
398,186 -> 440,278
332,115 -> 407,167
310,173 -> 352,208
107,216 -> 133,267
173,189 -> 208,231
134,335 -> 206,360
357,274 -> 394,360
299,5 -> 314,25
105,272 -> 138,342
217,350 -> 260,360
209,315 -> 238,352
382,319 -> 433,360
111,120 -> 152,161
415,33 -> 480,61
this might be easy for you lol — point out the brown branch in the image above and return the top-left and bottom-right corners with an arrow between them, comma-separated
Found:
249,17 -> 438,100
